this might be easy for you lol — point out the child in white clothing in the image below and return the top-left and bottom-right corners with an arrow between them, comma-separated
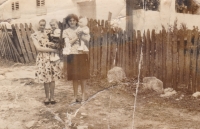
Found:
76,17 -> 90,54
48,20 -> 61,62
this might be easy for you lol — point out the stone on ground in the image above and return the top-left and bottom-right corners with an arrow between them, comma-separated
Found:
192,91 -> 200,98
107,67 -> 126,83
143,77 -> 163,94
160,88 -> 177,97
77,125 -> 88,129
25,121 -> 35,128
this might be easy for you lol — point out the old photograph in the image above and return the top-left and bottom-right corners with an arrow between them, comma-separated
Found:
0,0 -> 200,129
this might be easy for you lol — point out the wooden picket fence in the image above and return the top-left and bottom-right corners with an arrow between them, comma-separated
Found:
0,23 -> 37,63
2,18 -> 200,92
87,19 -> 200,93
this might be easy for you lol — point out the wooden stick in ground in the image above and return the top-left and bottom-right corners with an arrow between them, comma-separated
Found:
3,25 -> 15,61
4,26 -> 21,62
4,26 -> 15,61
5,31 -> 17,62
1,31 -> 9,60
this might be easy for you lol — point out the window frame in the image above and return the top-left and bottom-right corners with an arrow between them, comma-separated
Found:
36,0 -> 45,7
11,1 -> 19,11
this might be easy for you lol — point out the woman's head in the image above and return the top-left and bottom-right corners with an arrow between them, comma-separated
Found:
38,19 -> 46,32
50,19 -> 58,30
65,14 -> 79,28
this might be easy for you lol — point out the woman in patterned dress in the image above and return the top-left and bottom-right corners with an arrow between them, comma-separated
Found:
63,14 -> 90,103
31,19 -> 63,105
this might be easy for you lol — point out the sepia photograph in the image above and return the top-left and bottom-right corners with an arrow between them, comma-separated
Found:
0,0 -> 200,129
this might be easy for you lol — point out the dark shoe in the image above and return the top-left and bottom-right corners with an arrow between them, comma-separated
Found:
44,101 -> 50,105
50,101 -> 57,105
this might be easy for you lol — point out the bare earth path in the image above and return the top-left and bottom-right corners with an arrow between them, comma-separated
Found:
0,65 -> 200,129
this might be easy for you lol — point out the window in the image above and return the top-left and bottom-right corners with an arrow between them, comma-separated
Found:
36,0 -> 45,7
133,0 -> 160,11
11,1 -> 19,11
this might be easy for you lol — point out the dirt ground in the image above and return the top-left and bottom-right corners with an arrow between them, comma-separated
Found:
1,61 -> 200,129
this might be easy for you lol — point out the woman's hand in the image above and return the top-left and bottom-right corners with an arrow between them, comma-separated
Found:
76,31 -> 83,38
47,42 -> 56,47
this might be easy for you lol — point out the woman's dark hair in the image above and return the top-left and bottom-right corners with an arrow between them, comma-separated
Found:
65,14 -> 79,27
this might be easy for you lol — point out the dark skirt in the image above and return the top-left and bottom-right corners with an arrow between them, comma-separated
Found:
63,54 -> 90,80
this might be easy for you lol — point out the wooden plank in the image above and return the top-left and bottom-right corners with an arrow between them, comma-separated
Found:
125,31 -> 130,77
158,31 -> 163,82
11,25 -> 25,62
116,29 -> 122,67
12,25 -> 23,56
89,19 -> 95,75
172,30 -> 178,90
196,36 -> 200,91
129,29 -> 134,77
25,23 -> 37,58
155,33 -> 159,78
136,30 -> 142,76
142,31 -> 146,77
166,31 -> 173,88
93,25 -> 98,75
20,23 -> 34,62
4,27 -> 22,62
107,28 -> 112,72
150,29 -> 155,76
112,30 -> 117,68
100,26 -> 108,77
146,30 -> 151,77
191,31 -> 198,92
122,31 -> 126,73
132,30 -> 137,77
185,30 -> 192,92
97,24 -> 101,74
178,29 -> 185,86
162,28 -> 167,88
115,30 -> 119,67
14,24 -> 29,63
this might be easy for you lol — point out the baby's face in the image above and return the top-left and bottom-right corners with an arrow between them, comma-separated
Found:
78,20 -> 85,27
50,23 -> 57,30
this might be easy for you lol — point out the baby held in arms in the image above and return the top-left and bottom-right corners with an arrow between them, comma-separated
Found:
76,17 -> 90,54
48,29 -> 61,62
62,17 -> 90,55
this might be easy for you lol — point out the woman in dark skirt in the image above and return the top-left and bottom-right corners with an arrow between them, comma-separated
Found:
62,14 -> 90,103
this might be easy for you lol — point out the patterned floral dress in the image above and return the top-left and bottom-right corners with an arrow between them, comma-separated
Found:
31,30 -> 64,83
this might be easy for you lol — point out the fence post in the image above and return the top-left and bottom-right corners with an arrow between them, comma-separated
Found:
185,30 -> 192,92
142,31 -> 146,78
150,29 -> 155,76
178,29 -> 185,87
196,35 -> 200,91
166,31 -> 173,88
191,30 -> 198,92
172,29 -> 178,90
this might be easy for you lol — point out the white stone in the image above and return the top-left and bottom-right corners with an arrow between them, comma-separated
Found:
25,121 -> 35,128
77,125 -> 88,129
107,67 -> 126,83
160,88 -> 177,98
81,113 -> 87,116
192,91 -> 200,98
143,77 -> 164,94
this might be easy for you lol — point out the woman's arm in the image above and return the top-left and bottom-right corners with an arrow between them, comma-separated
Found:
81,34 -> 90,43
69,36 -> 79,45
31,34 -> 57,53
